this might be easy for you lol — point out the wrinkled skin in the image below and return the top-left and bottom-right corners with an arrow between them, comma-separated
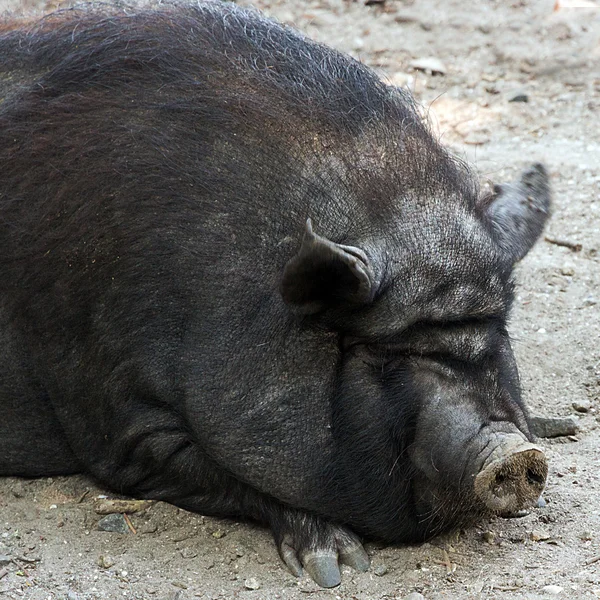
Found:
0,3 -> 550,588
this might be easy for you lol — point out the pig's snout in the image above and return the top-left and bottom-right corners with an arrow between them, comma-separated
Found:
473,435 -> 547,514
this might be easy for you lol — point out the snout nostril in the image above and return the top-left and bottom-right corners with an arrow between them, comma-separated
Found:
526,468 -> 545,487
495,473 -> 506,485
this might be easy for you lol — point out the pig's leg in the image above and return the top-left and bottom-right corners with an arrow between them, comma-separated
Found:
170,468 -> 369,588
95,427 -> 368,588
274,510 -> 370,587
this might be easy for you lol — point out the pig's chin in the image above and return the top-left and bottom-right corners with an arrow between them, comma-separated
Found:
410,476 -> 490,539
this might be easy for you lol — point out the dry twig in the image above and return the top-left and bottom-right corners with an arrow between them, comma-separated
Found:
123,513 -> 137,534
544,236 -> 582,252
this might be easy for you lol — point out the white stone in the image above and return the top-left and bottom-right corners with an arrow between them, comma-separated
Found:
542,585 -> 564,595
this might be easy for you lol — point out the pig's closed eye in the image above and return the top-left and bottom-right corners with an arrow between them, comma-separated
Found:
363,343 -> 458,364
410,315 -> 504,332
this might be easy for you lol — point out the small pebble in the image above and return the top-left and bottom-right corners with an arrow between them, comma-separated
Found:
0,556 -> 12,567
244,577 -> 261,590
11,482 -> 25,498
171,581 -> 187,589
542,585 -> 563,595
374,564 -> 388,576
482,531 -> 496,544
530,529 -> 551,542
67,591 -> 79,600
97,554 -> 115,569
180,547 -> 198,559
404,593 -> 427,600
507,89 -> 529,102
211,529 -> 225,539
138,523 -> 158,534
97,513 -> 130,534
572,401 -> 591,413
409,57 -> 447,75
579,531 -> 593,541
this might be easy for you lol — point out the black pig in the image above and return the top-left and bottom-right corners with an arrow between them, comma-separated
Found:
0,2 -> 550,588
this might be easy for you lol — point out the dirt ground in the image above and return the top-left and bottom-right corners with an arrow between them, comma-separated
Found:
0,0 -> 599,598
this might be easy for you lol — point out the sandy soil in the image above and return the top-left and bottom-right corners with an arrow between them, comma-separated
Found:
0,0 -> 599,598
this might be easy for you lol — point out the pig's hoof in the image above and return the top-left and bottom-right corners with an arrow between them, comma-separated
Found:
277,523 -> 369,588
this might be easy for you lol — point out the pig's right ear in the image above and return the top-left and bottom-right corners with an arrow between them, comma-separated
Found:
481,163 -> 551,265
280,219 -> 378,314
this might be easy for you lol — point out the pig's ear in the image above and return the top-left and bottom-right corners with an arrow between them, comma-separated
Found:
481,163 -> 551,264
280,219 -> 378,314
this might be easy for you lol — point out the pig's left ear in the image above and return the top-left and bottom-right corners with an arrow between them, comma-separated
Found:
280,219 -> 379,314
480,163 -> 551,264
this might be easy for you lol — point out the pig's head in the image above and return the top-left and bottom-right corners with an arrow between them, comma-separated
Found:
280,163 -> 550,538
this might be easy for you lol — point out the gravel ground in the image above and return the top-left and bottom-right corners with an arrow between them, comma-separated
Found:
0,0 -> 599,599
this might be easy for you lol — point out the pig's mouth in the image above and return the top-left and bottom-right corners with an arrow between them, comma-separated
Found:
472,434 -> 547,514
